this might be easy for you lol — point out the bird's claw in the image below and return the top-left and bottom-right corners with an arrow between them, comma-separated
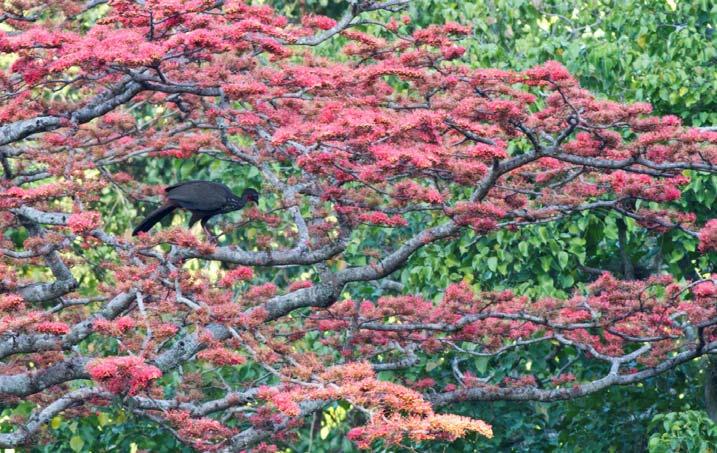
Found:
203,227 -> 219,245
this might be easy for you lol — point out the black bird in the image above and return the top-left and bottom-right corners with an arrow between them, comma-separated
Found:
132,180 -> 259,239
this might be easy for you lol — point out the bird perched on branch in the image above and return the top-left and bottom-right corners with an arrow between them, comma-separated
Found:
132,180 -> 259,241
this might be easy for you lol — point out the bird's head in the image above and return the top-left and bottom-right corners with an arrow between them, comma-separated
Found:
241,188 -> 259,204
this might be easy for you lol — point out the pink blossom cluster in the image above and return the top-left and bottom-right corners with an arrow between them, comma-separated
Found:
86,356 -> 162,395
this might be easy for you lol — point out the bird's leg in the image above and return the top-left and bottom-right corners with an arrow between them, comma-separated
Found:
200,218 -> 218,244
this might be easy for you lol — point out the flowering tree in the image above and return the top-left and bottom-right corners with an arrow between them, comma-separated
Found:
2,0 -> 717,450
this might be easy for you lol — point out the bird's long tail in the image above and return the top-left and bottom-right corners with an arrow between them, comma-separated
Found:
132,204 -> 176,236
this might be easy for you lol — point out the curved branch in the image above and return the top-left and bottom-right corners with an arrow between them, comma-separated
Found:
428,341 -> 717,405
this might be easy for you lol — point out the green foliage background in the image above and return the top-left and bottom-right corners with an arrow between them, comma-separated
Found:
4,1 -> 716,451
279,1 -> 717,451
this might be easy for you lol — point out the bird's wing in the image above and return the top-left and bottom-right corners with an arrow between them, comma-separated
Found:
166,181 -> 230,211
164,180 -> 213,192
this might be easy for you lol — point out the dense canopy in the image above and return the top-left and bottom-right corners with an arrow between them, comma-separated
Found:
1,0 -> 717,450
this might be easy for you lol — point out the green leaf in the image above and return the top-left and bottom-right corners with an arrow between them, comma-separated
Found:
518,241 -> 529,256
97,412 -> 110,427
70,435 -> 84,452
559,274 -> 575,287
51,416 -> 62,430
487,256 -> 498,272
558,251 -> 569,268
540,256 -> 552,272
537,226 -> 549,243
474,356 -> 489,374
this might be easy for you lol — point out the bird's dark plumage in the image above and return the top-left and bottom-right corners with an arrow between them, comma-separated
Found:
132,181 -> 259,237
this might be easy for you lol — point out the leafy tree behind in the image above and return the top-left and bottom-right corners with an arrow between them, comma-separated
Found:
1,0 -> 716,452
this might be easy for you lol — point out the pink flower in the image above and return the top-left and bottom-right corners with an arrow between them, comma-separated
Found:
271,392 -> 301,416
220,266 -> 254,287
245,283 -> 277,299
699,220 -> 717,252
357,211 -> 408,227
288,280 -> 313,292
67,211 -> 102,234
413,378 -> 436,389
197,347 -> 246,366
34,321 -> 70,335
0,294 -> 24,312
523,60 -> 574,84
302,15 -> 336,30
86,356 -> 162,395
441,45 -> 466,60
